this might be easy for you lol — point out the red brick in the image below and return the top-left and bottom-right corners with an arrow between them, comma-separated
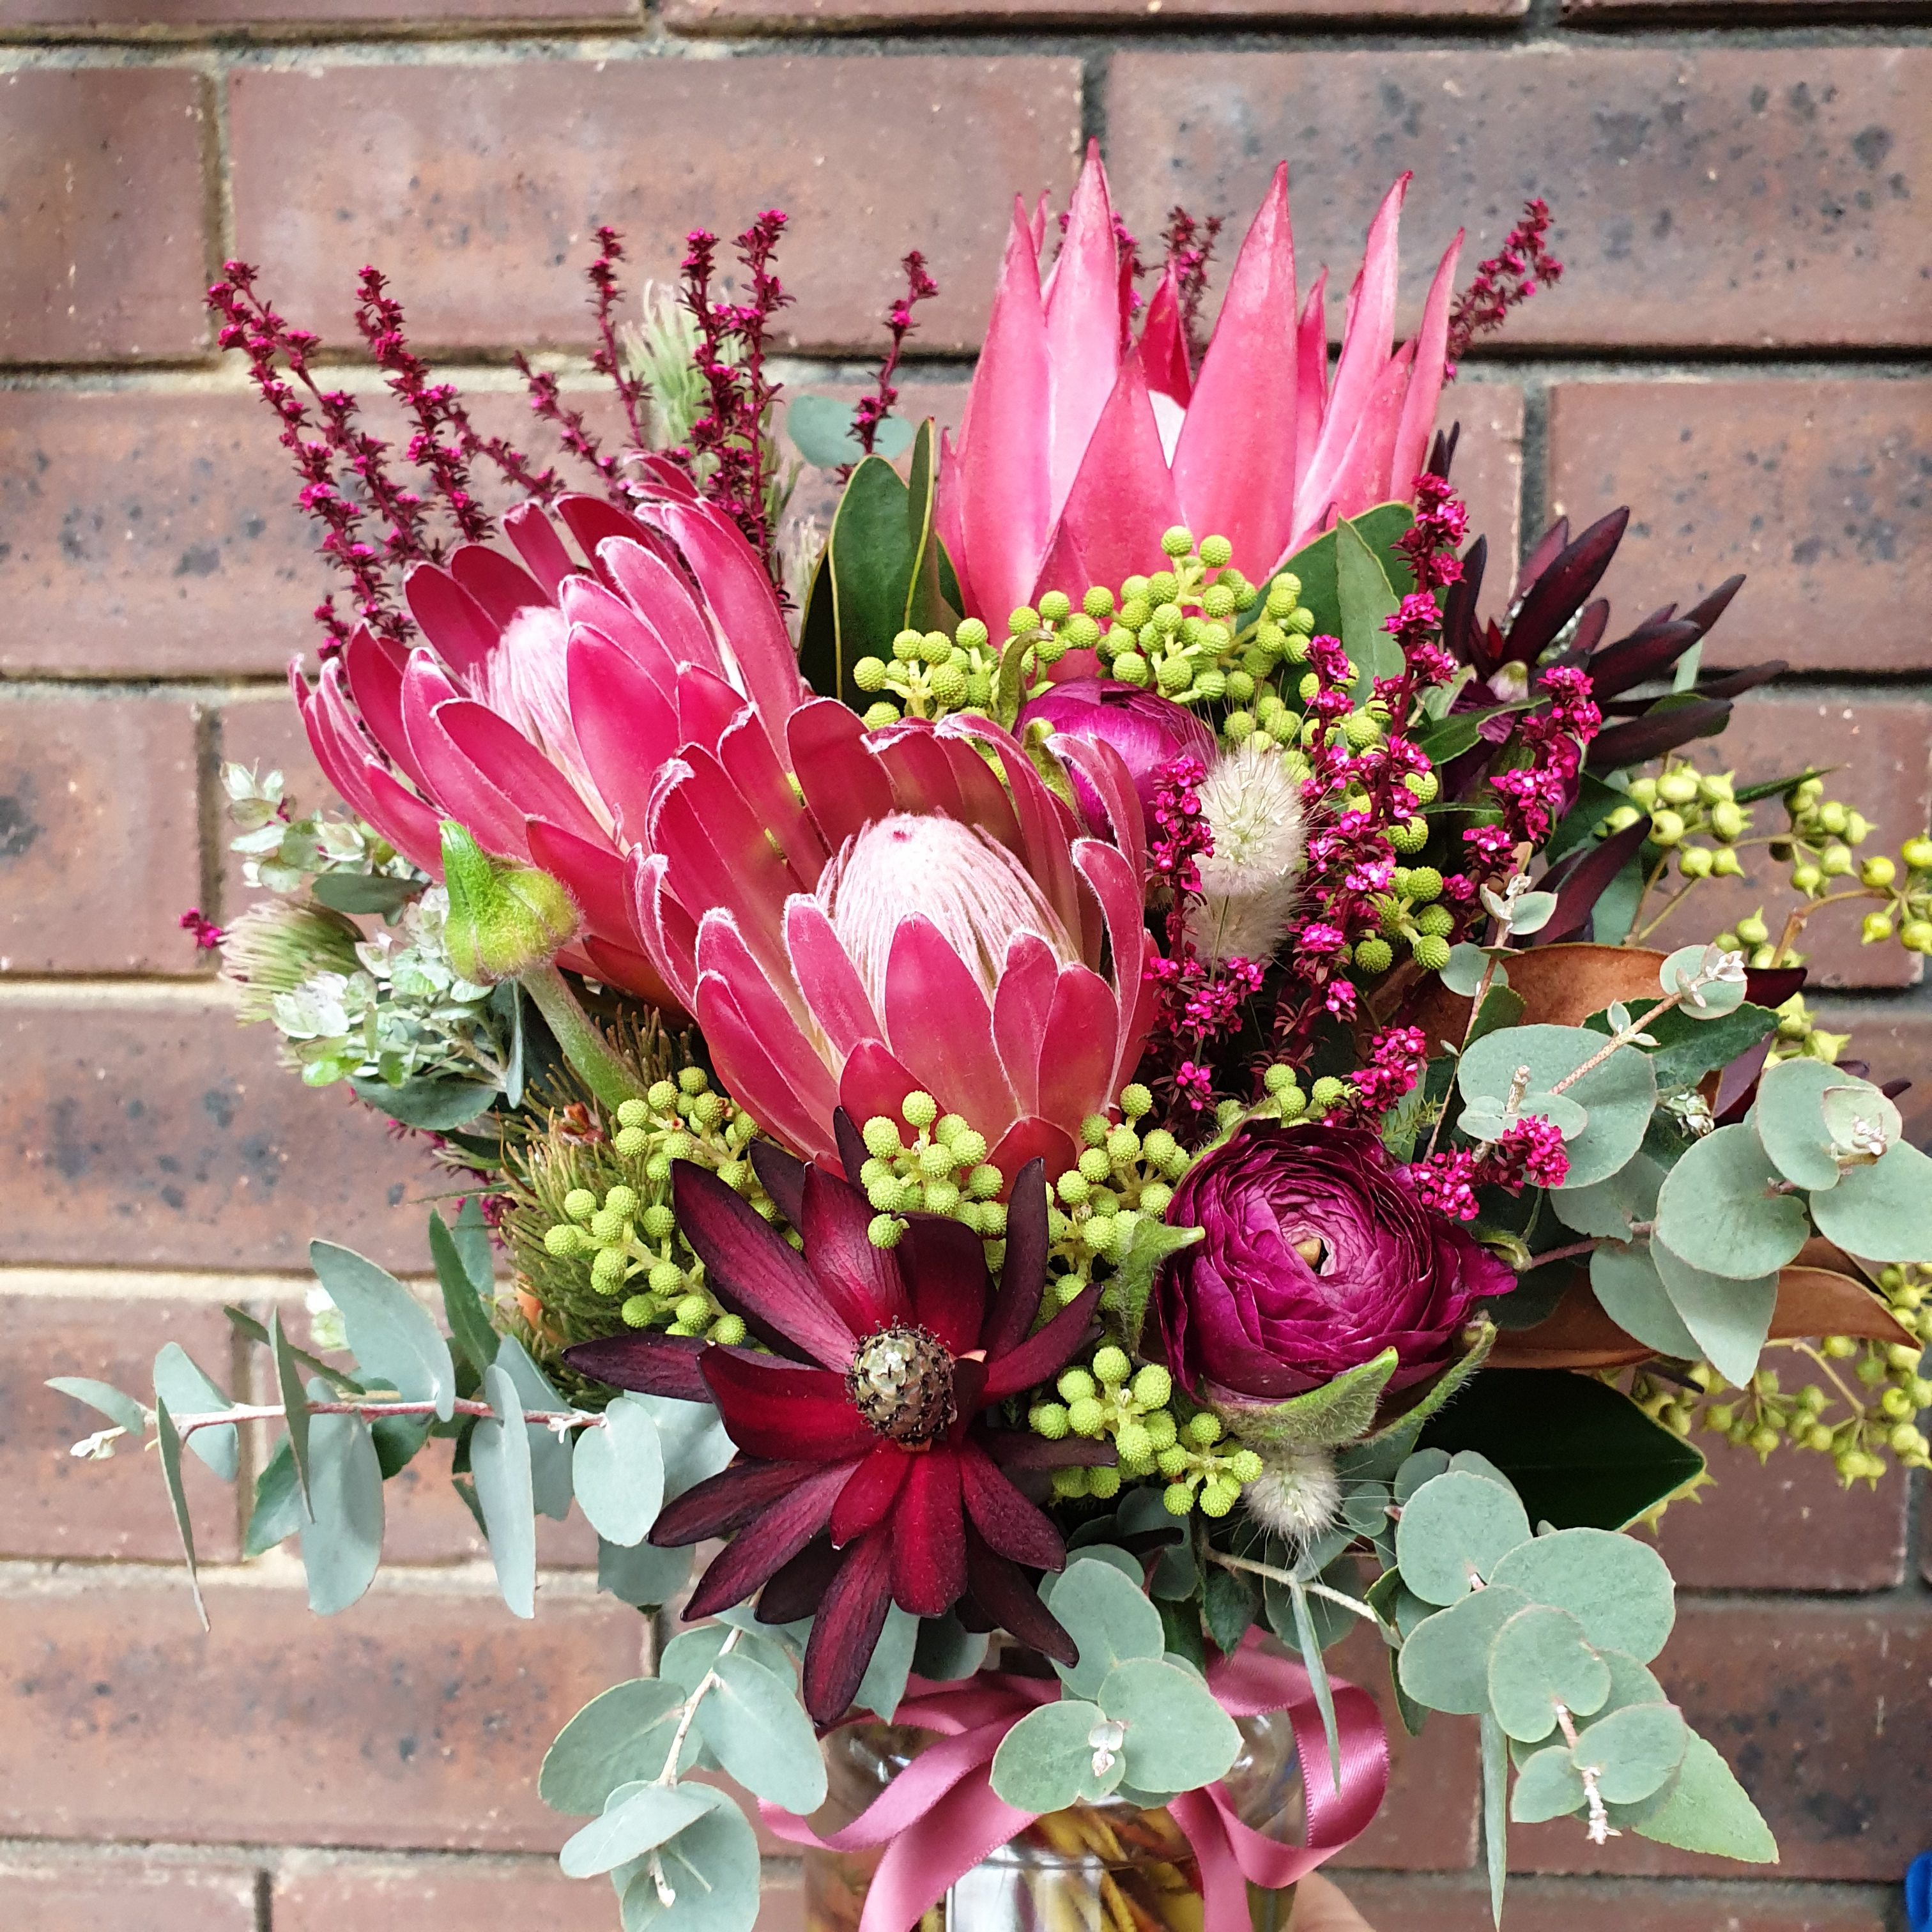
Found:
0,989 -> 443,1273
1568,0 -> 1921,15
1510,1599 -> 1932,1880
228,58 -> 1080,358
670,0 -> 1519,26
0,696 -> 201,974
1333,1871 -> 1890,1932
1107,49 -> 1932,351
0,1846 -> 260,1931
1546,381 -> 1932,676
1809,1008 -> 1932,1147
0,70 -> 210,363
1632,693 -> 1929,990
7,0 -> 624,22
0,1570 -> 645,1850
0,1289 -> 240,1563
1652,1436 -> 1907,1595
272,1851 -> 583,1925
1443,382 -> 1521,571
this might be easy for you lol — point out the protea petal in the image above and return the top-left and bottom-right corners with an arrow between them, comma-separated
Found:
1324,173 -> 1409,454
1390,229 -> 1464,501
564,629 -> 680,841
1294,270 -> 1330,490
503,501 -> 577,597
1043,140 -> 1125,525
1322,342 -> 1416,531
1034,963 -> 1119,1131
838,1039 -> 926,1142
882,917 -> 1018,1133
892,1447 -> 966,1616
686,1460 -> 855,1618
992,931 -> 1059,1119
986,1117 -> 1081,1197
790,699 -> 896,855
403,562 -> 498,682
342,625 -> 431,793
803,1529 -> 894,1724
696,971 -> 844,1169
449,542 -> 548,626
783,895 -> 882,1062
1139,265 -> 1192,410
597,533 -> 723,679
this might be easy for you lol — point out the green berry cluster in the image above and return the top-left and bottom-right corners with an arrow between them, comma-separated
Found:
857,1091 -> 1008,1249
1257,1062 -> 1354,1124
1358,861 -> 1454,976
1086,528 -> 1264,703
1033,1348 -> 1176,1502
854,617 -> 1008,728
1604,763 -> 1751,884
1762,990 -> 1851,1070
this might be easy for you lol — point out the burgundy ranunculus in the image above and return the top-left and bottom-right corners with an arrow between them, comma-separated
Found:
1149,1124 -> 1514,1409
1017,678 -> 1214,832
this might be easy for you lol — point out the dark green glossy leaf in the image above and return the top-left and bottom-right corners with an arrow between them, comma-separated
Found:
1414,698 -> 1539,769
1337,517 -> 1404,695
310,871 -> 420,916
901,419 -> 956,638
1281,501 -> 1415,641
349,1073 -> 498,1131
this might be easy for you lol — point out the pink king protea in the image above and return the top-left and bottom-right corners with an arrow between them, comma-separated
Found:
630,705 -> 1157,1176
293,482 -> 808,1005
937,142 -> 1464,624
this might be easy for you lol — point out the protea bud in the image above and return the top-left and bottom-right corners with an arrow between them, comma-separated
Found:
440,821 -> 579,985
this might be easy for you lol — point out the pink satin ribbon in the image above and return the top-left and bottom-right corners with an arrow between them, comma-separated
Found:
763,1630 -> 1390,1932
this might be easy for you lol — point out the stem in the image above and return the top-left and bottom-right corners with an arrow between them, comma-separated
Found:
1423,946 -> 1504,1163
1624,850 -> 1675,944
1519,1238 -> 1604,1272
1204,1550 -> 1389,1633
1632,876 -> 1701,945
657,1626 -> 742,1786
1790,1341 -> 1870,1418
1553,1703 -> 1617,1844
521,960 -> 649,1112
1768,891 -> 1876,969
1547,990 -> 1687,1096
168,1399 -> 599,1440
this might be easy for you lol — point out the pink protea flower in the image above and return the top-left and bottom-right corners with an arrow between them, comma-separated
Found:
937,142 -> 1464,622
630,704 -> 1158,1175
292,484 -> 809,1005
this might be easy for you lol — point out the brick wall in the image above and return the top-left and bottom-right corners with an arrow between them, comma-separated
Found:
1,0 -> 1929,1925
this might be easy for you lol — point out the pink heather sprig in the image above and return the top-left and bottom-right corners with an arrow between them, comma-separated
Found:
852,250 -> 939,460
1348,1025 -> 1428,1121
512,355 -> 625,498
1446,199 -> 1563,367
1403,1147 -> 1481,1222
1462,663 -> 1602,877
1401,1116 -> 1570,1223
1162,206 -> 1223,369
586,225 -> 650,456
180,908 -> 226,951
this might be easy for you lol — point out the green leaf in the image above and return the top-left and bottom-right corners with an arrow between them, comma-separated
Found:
432,1207 -> 499,1380
311,871 -> 419,915
1110,1221 -> 1204,1354
1397,1584 -> 1533,1716
573,1395 -> 665,1548
1651,1239 -> 1777,1385
561,1782 -> 714,1880
245,1437 -> 305,1556
661,1625 -> 797,1696
1584,999 -> 1776,1096
1809,1137 -> 1932,1263
992,1699 -> 1122,1811
1659,945 -> 1747,1020
1395,1471 -> 1532,1606
1282,502 -> 1415,642
1487,1604 -> 1611,1744
1440,942 -> 1506,999
471,1361 -> 537,1618
1653,1124 -> 1809,1280
298,1397 -> 385,1615
1048,1557 -> 1166,1699
1590,1244 -> 1702,1361
1577,1699 -> 1687,1804
1284,1575 -> 1344,1786
855,1604 -> 919,1721
698,1651 -> 828,1814
901,419 -> 956,638
1422,1370 -> 1705,1531
270,1308 -> 314,1520
153,1397 -> 208,1630
1202,1561 -> 1260,1655
1632,1731 -> 1777,1861
823,456 -> 915,707
1099,1656 -> 1243,1791
1415,701 -> 1540,770
1468,984 -> 1529,1047
372,1413 -> 430,1479
1511,1744 -> 1587,1823
152,1342 -> 239,1481
46,1376 -> 147,1437
495,1333 -> 574,1519
349,1073 -> 498,1131
310,1241 -> 455,1420
617,1786 -> 761,1932
1160,1597 -> 1208,1674
540,1679 -> 691,1814
787,392 -> 887,468
1220,1347 -> 1400,1451
598,1537 -> 693,1611
1336,516 -> 1405,696
913,1611 -> 990,1685
221,1303 -> 361,1393
1457,1025 -> 1657,1191
1480,1715 -> 1510,1925
1487,1526 -> 1675,1663
1553,1154 -> 1662,1241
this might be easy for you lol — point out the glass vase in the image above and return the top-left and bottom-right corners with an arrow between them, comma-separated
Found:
802,1705 -> 1305,1932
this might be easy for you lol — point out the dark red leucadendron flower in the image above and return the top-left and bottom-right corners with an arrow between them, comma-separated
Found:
565,1153 -> 1101,1724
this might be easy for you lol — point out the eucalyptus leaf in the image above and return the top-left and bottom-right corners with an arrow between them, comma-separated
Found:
1809,1137 -> 1932,1263
1099,1656 -> 1242,1791
598,1537 -> 693,1611
618,1786 -> 761,1932
46,1376 -> 147,1437
1487,1527 -> 1675,1662
661,1624 -> 795,1695
1584,998 -> 1775,1094
245,1436 -> 305,1556
1632,1731 -> 1776,1861
1050,1558 -> 1166,1699
1590,1243 -> 1702,1360
270,1308 -> 313,1519
1659,944 -> 1747,1020
1507,891 -> 1559,937
1510,1744 -> 1588,1823
496,1333 -> 574,1519
1397,1584 -> 1533,1716
991,1699 -> 1121,1812
1552,1154 -> 1662,1241
1439,943 -> 1505,999
153,1397 -> 208,1629
574,1395 -> 666,1547
1651,1239 -> 1777,1385
472,1362 -> 537,1619
151,1343 -> 237,1480
786,392 -> 913,468
1652,1124 -> 1809,1281
220,1303 -> 360,1393
431,1206 -> 500,1379
560,1783 -> 714,1880
1458,1025 -> 1656,1190
1752,1055 -> 1849,1190
698,1652 -> 828,1814
1395,1471 -> 1532,1606
541,1680 -> 691,1813
310,1241 -> 454,1420
298,1399 -> 385,1615
913,1612 -> 990,1684
1487,1604 -> 1611,1744
1481,1714 -> 1509,1925
1576,1699 -> 1687,1803
855,1604 -> 919,1721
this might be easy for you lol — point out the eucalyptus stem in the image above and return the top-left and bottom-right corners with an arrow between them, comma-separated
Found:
520,960 -> 650,1111
1547,988 -> 1687,1096
165,1398 -> 599,1440
1204,1549 -> 1389,1633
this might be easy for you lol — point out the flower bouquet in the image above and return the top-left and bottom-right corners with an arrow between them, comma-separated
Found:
55,145 -> 1932,1932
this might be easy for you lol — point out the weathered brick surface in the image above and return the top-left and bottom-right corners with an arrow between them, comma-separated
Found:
272,1851 -> 585,1924
0,991 -> 443,1273
1333,1871 -> 1894,1931
0,1847 -> 261,1931
0,695 -> 201,974
0,70 -> 210,363
1654,1436 -> 1908,1595
7,0 -> 625,22
670,0 -> 1520,26
0,1571 -> 644,1850
1639,692 -> 1929,991
228,58 -> 1082,356
1,1291 -> 240,1562
1510,1600 -> 1932,1880
1547,381 -> 1932,676
1107,49 -> 1932,351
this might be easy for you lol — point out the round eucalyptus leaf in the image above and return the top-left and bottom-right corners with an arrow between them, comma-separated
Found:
1508,890 -> 1560,937
1552,1154 -> 1663,1241
573,1395 -> 666,1548
1397,1583 -> 1532,1716
1440,943 -> 1505,998
618,1787 -> 761,1932
660,1624 -> 795,1696
698,1652 -> 828,1815
1521,1091 -> 1590,1141
1809,1138 -> 1932,1263
1099,1656 -> 1242,1792
560,1782 -> 713,1879
540,1678 -> 688,1814
1047,1557 -> 1166,1699
1487,1604 -> 1611,1744
990,1698 -> 1121,1813
1819,1081 -> 1901,1162
1392,1448 -> 1451,1505
1487,1526 -> 1675,1663
1510,1743 -> 1588,1823
1653,1124 -> 1809,1280
1754,1057 -> 1848,1191
1651,1239 -> 1777,1386
1595,1647 -> 1669,1716
1590,1244 -> 1700,1360
1659,944 -> 1747,1020
1459,1025 -> 1656,1190
1394,1471 -> 1532,1607
1575,1699 -> 1688,1804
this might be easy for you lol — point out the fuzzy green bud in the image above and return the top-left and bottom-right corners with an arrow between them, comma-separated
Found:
439,821 -> 578,983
